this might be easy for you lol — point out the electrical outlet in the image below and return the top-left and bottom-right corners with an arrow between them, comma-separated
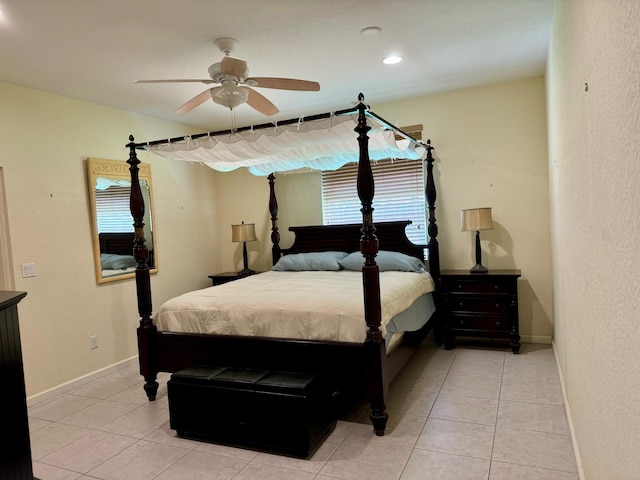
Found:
90,335 -> 99,349
21,263 -> 36,278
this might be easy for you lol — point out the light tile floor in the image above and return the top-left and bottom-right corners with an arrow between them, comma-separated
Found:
28,341 -> 580,480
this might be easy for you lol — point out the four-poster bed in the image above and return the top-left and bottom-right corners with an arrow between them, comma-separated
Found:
126,94 -> 440,438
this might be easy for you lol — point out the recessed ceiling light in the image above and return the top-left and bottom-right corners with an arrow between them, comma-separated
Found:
383,55 -> 403,65
360,26 -> 382,36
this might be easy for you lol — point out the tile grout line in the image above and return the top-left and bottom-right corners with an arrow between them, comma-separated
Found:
487,352 -> 506,479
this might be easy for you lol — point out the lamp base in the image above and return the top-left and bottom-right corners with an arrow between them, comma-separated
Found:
237,268 -> 255,278
237,241 -> 255,278
471,231 -> 488,274
470,264 -> 488,274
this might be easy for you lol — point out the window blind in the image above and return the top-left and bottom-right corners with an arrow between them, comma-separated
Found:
321,158 -> 427,244
95,186 -> 134,233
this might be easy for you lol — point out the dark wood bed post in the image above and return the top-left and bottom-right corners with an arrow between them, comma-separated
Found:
268,173 -> 281,265
424,140 -> 440,278
127,136 -> 159,401
355,95 -> 389,436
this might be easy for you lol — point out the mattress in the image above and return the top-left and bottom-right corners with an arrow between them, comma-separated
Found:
153,270 -> 435,344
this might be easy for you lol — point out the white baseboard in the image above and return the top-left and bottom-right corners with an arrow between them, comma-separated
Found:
27,355 -> 139,408
552,340 -> 585,480
521,334 -> 552,344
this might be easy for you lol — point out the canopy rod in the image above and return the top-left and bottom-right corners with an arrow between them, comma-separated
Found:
131,108 -> 355,149
129,98 -> 423,150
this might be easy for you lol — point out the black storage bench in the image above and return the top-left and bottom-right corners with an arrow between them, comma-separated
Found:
167,365 -> 336,458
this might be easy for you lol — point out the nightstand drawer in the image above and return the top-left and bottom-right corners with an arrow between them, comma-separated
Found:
448,297 -> 510,315
442,278 -> 512,294
449,315 -> 511,333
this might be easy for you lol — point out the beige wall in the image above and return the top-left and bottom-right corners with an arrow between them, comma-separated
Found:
0,82 -> 219,397
218,77 -> 553,343
547,1 -> 640,478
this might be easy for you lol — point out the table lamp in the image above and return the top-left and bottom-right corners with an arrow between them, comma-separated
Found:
461,207 -> 493,273
231,221 -> 257,276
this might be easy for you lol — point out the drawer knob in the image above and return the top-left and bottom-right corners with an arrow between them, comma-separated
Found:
495,303 -> 500,309
460,320 -> 465,325
496,321 -> 501,327
457,284 -> 462,290
494,284 -> 499,290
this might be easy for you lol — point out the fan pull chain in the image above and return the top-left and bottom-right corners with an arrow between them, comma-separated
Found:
230,108 -> 238,135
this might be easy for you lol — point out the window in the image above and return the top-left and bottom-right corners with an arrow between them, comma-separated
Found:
321,158 -> 427,244
94,179 -> 153,235
94,184 -> 134,233
95,180 -> 133,233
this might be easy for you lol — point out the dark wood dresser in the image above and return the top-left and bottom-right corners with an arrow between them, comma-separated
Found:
0,290 -> 34,479
439,270 -> 521,353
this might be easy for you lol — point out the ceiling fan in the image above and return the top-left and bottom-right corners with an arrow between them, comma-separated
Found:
135,38 -> 320,116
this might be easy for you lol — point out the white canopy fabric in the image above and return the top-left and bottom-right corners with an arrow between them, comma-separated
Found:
144,112 -> 426,176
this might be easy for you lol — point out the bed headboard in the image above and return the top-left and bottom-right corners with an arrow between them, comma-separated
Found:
267,134 -> 440,277
99,232 -> 135,256
281,221 -> 428,264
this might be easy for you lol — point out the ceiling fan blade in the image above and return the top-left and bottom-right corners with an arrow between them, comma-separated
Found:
176,89 -> 213,114
245,87 -> 279,116
246,77 -> 320,91
220,57 -> 247,78
135,79 -> 215,84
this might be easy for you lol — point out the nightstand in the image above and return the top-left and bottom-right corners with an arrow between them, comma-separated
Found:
439,269 -> 521,353
208,272 -> 252,286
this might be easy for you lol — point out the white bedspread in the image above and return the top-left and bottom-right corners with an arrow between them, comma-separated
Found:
153,270 -> 435,343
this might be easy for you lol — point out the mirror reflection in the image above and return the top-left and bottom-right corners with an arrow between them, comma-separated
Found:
87,158 -> 158,284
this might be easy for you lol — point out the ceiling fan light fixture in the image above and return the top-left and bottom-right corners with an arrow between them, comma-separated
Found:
136,38 -> 318,116
210,82 -> 249,109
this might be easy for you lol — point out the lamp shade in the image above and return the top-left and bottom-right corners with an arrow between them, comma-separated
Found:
231,222 -> 257,243
461,208 -> 493,231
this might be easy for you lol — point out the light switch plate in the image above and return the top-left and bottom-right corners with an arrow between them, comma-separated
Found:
21,263 -> 36,278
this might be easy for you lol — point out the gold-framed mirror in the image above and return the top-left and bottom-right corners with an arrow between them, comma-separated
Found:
87,158 -> 158,284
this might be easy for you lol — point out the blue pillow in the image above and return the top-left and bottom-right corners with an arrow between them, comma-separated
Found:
272,251 -> 349,271
339,250 -> 426,272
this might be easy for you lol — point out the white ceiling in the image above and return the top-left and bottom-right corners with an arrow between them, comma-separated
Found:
0,0 -> 555,132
